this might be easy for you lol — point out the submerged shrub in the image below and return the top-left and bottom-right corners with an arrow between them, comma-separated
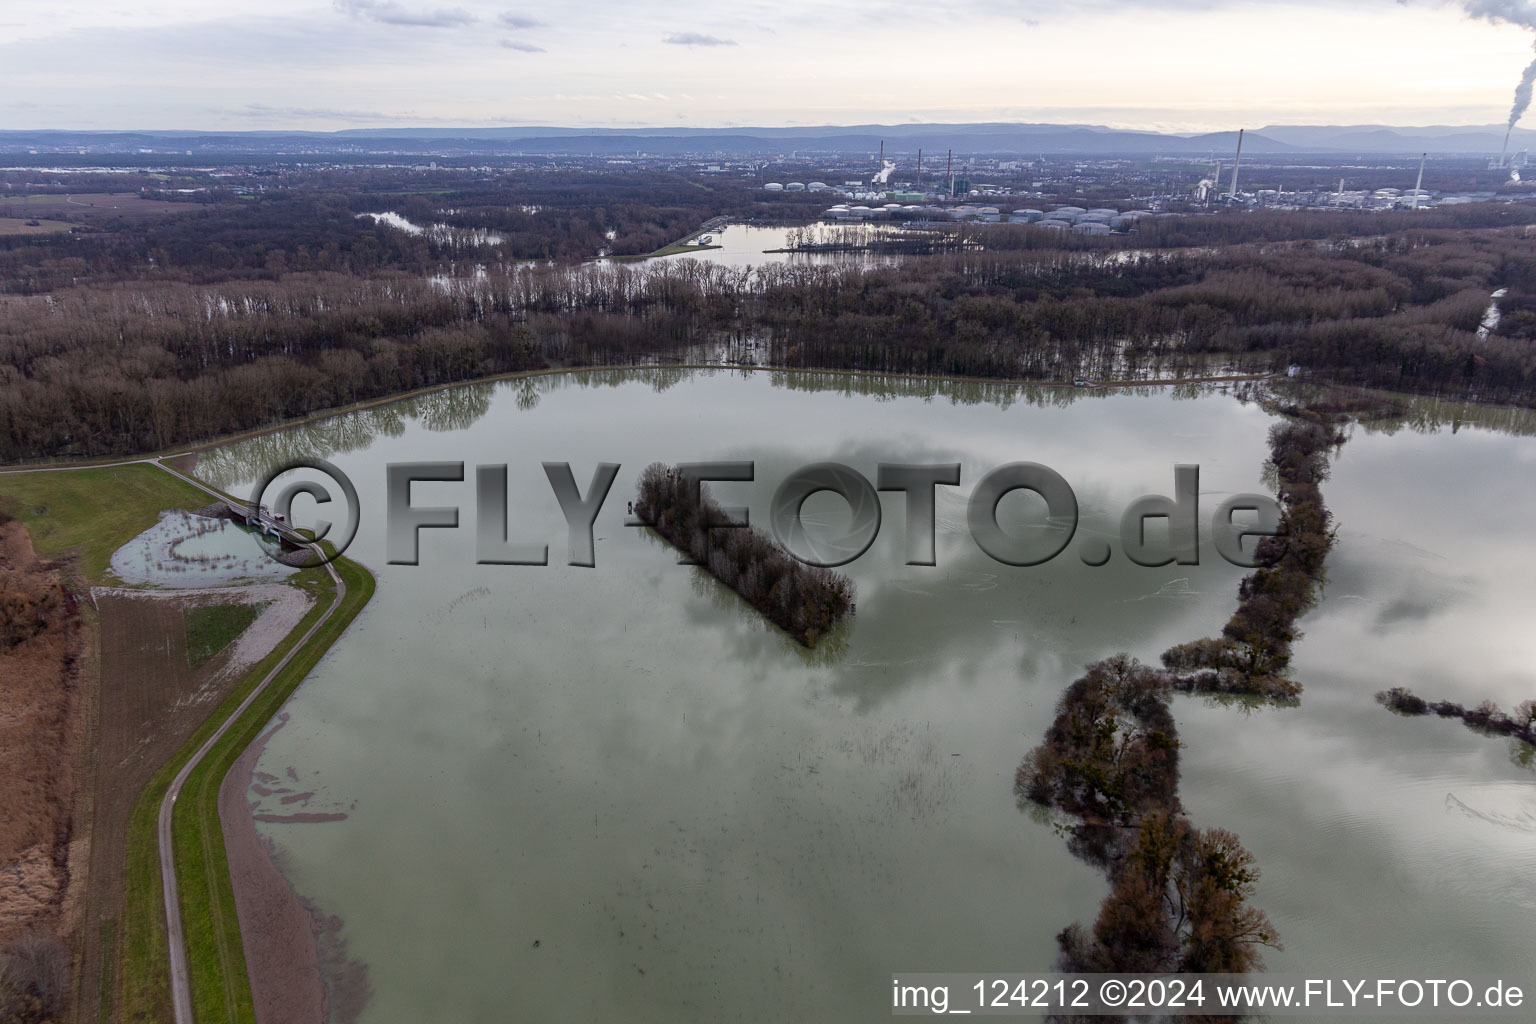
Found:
633,462 -> 854,647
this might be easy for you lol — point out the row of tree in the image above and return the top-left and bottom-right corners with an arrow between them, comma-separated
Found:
1015,655 -> 1281,981
1159,401 -> 1356,699
1378,688 -> 1536,747
4,214 -> 1536,461
633,463 -> 854,648
1009,396 -> 1380,984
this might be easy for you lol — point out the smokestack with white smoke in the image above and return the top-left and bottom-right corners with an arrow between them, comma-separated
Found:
1466,2 -> 1536,162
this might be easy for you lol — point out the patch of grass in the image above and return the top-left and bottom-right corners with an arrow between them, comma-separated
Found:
185,602 -> 265,667
0,463 -> 209,583
646,241 -> 724,258
115,550 -> 375,1024
0,216 -> 74,235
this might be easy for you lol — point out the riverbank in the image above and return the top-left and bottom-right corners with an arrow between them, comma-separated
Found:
0,460 -> 376,1024
0,362 -> 1278,475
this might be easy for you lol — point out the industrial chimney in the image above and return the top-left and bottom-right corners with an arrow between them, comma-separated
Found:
1227,129 -> 1244,201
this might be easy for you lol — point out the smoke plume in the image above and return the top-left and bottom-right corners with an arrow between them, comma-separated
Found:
1513,56 -> 1536,127
1465,1 -> 1536,126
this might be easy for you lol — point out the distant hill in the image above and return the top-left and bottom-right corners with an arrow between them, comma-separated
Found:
1257,124 -> 1536,154
0,122 -> 1524,157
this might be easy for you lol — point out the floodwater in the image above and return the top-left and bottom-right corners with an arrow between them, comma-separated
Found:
194,372 -> 1536,1023
358,211 -> 506,249
108,510 -> 296,587
1477,287 -> 1509,340
657,222 -> 905,269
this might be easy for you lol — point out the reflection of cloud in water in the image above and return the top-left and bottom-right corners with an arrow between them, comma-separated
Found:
1321,533 -> 1473,636
668,512 -> 1247,713
1374,594 -> 1452,632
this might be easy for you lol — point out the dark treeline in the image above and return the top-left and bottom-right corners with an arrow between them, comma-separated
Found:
1160,400 -> 1359,699
633,463 -> 853,648
0,273 -> 549,458
977,203 -> 1536,254
5,210 -> 1536,460
0,170 -> 815,293
0,194 -> 441,293
363,168 -> 829,252
1377,688 -> 1536,748
1015,656 -> 1280,983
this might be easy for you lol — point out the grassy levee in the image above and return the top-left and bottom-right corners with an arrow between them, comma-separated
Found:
177,553 -> 373,1024
1,461 -> 377,1023
113,552 -> 373,1024
642,240 -> 724,258
0,462 -> 211,581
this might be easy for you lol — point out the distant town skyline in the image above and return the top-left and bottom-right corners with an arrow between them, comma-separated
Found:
4,0 -> 1536,132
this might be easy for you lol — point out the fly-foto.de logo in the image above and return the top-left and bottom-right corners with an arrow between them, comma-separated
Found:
251,459 -> 1284,570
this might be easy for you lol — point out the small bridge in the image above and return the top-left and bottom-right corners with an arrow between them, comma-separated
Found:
223,500 -> 313,550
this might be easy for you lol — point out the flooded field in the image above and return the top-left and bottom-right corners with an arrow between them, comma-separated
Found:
194,371 -> 1536,1023
108,510 -> 296,587
656,222 -> 908,268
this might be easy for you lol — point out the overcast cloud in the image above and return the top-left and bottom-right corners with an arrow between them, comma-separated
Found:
663,32 -> 737,46
1,1 -> 1534,131
335,0 -> 477,28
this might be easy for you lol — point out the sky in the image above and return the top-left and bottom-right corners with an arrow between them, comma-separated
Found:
2,0 -> 1536,132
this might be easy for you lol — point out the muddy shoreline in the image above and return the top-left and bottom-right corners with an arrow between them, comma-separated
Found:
219,711 -> 372,1024
219,713 -> 329,1024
